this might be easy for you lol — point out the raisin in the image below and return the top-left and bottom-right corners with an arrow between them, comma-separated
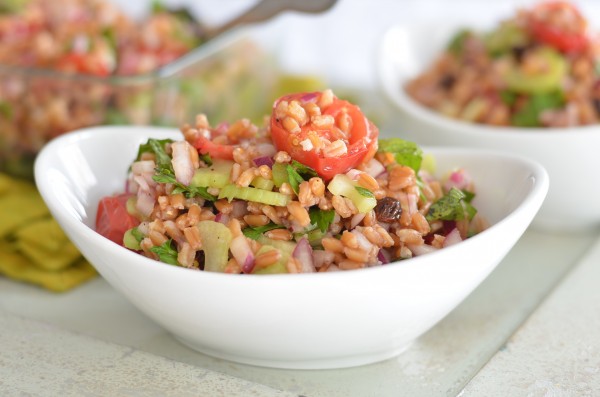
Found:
439,74 -> 456,90
374,197 -> 402,223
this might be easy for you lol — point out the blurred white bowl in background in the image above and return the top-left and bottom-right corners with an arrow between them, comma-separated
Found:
378,24 -> 600,232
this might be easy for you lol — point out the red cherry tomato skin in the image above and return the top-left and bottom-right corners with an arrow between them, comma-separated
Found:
96,193 -> 139,245
192,136 -> 235,160
270,92 -> 378,181
529,1 -> 589,53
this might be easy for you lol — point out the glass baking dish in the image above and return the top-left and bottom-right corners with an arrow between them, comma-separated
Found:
0,29 -> 278,179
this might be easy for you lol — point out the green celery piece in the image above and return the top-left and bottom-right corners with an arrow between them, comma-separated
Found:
123,228 -> 141,250
505,46 -> 567,94
252,245 -> 289,274
447,29 -> 473,56
251,176 -> 275,191
257,236 -> 296,258
197,220 -> 232,272
271,163 -> 289,188
327,174 -> 376,214
218,185 -> 290,207
190,159 -> 234,188
484,21 -> 528,57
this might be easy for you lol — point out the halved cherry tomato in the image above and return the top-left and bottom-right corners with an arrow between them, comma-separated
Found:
270,91 -> 378,180
96,193 -> 139,245
55,53 -> 111,76
528,1 -> 589,53
192,135 -> 235,160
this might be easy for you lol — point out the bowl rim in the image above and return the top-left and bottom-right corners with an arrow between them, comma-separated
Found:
377,23 -> 600,137
34,126 -> 549,283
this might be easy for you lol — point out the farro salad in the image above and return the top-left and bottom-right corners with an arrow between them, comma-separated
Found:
96,90 -> 487,274
406,1 -> 600,127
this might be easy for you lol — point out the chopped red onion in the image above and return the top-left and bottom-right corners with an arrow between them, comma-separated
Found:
362,158 -> 385,179
292,237 -> 315,273
255,143 -> 277,157
443,228 -> 463,247
345,169 -> 362,181
377,249 -> 390,264
136,190 -> 155,217
214,122 -> 229,135
131,160 -> 155,174
215,213 -> 229,225
312,249 -> 335,268
230,235 -> 254,273
350,213 -> 366,229
407,244 -> 438,256
171,141 -> 195,186
444,169 -> 472,191
300,92 -> 319,102
253,156 -> 274,169
231,200 -> 247,218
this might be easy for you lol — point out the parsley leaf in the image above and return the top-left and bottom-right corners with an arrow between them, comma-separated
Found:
447,29 -> 473,56
150,239 -> 180,266
152,168 -> 216,201
242,223 -> 286,240
511,91 -> 564,127
309,208 -> 335,233
136,138 -> 174,171
199,153 -> 213,166
378,138 -> 423,173
285,161 -> 318,194
426,187 -> 477,222
286,165 -> 304,194
355,186 -> 375,198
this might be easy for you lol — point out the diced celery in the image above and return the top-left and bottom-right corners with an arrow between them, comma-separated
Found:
190,159 -> 234,189
257,236 -> 296,257
271,163 -> 288,188
327,174 -> 377,213
123,228 -> 141,250
197,220 -> 232,272
251,176 -> 275,191
126,196 -> 139,217
252,245 -> 289,274
219,185 -> 290,207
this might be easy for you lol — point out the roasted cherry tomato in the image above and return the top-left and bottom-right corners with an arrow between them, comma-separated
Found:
270,91 -> 378,180
528,1 -> 589,53
192,135 -> 235,160
96,193 -> 139,245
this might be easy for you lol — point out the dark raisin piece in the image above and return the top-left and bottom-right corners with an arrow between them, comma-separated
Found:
374,197 -> 402,223
511,46 -> 528,63
593,99 -> 600,116
439,74 -> 456,89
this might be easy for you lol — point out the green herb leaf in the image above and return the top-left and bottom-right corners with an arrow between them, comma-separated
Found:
199,153 -> 213,166
150,239 -> 180,266
426,187 -> 477,222
242,223 -> 286,240
377,138 -> 423,173
286,165 -> 304,195
447,29 -> 473,56
136,138 -> 174,171
499,90 -> 518,106
511,91 -> 565,127
355,186 -> 375,198
131,227 -> 145,243
309,208 -> 335,233
152,168 -> 216,201
0,101 -> 13,119
291,160 -> 318,179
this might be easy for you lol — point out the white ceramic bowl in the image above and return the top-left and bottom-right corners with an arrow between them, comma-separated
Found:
35,126 -> 547,369
378,24 -> 600,232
